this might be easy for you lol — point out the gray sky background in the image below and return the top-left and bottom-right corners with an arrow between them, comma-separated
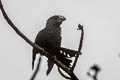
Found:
0,0 -> 120,80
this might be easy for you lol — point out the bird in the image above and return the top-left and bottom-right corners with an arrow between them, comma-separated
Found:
32,15 -> 73,75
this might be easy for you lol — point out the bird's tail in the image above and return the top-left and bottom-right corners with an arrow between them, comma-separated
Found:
46,59 -> 54,75
46,51 -> 72,75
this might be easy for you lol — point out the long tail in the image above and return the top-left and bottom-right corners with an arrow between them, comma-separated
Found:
46,59 -> 54,75
46,51 -> 72,75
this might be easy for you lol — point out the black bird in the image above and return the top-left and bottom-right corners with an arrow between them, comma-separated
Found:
32,15 -> 73,75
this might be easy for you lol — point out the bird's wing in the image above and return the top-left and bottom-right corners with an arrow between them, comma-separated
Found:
32,30 -> 46,70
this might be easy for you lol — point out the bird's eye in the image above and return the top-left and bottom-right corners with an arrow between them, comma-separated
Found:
57,19 -> 62,23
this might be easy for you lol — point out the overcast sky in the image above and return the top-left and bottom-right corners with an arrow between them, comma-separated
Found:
0,0 -> 120,80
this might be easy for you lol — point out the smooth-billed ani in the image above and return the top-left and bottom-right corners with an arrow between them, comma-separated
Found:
32,15 -> 75,75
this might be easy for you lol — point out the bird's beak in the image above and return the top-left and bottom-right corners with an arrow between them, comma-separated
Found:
59,16 -> 66,21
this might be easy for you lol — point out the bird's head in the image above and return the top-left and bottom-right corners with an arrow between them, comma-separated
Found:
47,15 -> 66,26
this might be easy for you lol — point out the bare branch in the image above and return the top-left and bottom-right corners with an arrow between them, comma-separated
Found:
58,67 -> 71,79
71,24 -> 84,72
30,56 -> 42,80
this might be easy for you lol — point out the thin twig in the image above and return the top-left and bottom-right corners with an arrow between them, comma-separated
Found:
71,24 -> 84,72
30,56 -> 42,80
0,0 -> 79,79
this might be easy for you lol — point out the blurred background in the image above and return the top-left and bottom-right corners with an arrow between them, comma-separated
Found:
0,0 -> 120,80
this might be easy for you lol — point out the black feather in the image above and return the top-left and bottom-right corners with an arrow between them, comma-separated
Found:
32,15 -> 72,75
